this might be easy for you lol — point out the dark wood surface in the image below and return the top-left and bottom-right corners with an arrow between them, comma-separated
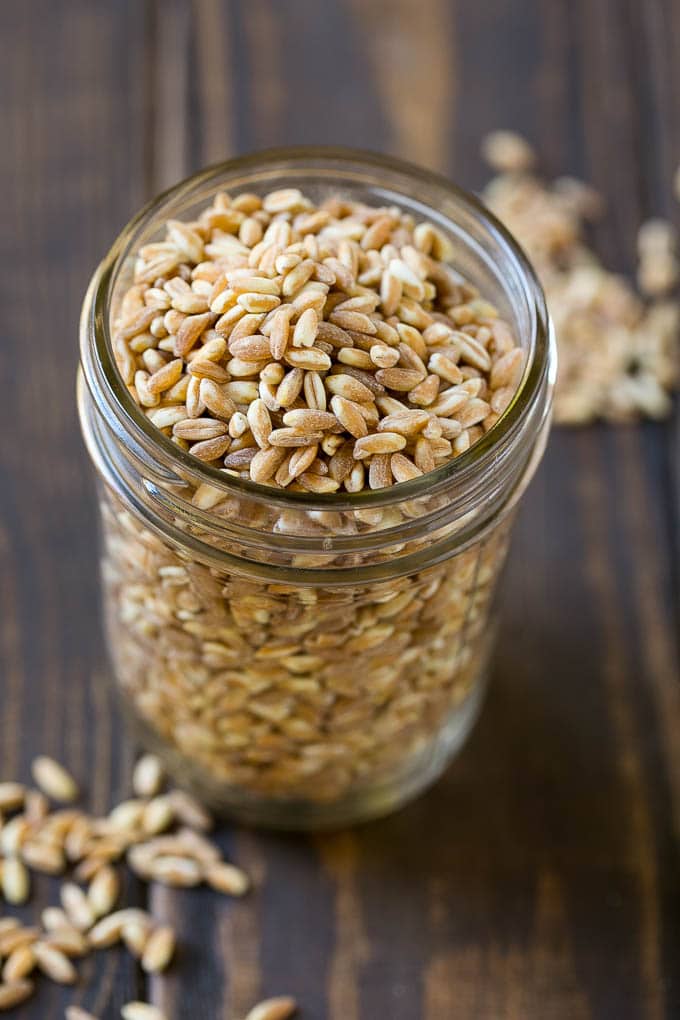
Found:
1,1 -> 678,1017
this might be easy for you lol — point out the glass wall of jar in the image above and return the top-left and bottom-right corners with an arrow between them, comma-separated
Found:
79,149 -> 556,829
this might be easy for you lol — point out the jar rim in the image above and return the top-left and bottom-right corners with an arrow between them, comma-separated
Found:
83,145 -> 553,511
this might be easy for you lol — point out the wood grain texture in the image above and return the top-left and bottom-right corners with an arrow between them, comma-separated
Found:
0,1 -> 678,1018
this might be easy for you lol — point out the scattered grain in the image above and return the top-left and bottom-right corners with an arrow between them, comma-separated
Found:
141,925 -> 175,973
31,758 -> 79,803
245,996 -> 298,1020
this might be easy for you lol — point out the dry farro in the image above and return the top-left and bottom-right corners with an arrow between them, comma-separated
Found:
33,942 -> 77,984
482,131 -> 679,422
141,925 -> 175,973
0,980 -> 34,1010
245,997 -> 298,1020
112,189 -> 523,493
121,1003 -> 167,1020
31,758 -> 79,804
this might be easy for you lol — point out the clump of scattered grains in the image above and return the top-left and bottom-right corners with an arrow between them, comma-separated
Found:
0,756 -> 252,1013
482,132 -> 679,423
113,186 -> 525,490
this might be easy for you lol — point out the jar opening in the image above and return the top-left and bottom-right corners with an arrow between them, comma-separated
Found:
82,147 -> 553,513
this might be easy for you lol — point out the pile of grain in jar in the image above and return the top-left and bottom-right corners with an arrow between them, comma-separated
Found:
481,129 -> 679,423
101,186 -> 529,807
113,188 -> 525,490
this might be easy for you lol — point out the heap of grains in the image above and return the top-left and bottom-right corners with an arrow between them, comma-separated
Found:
482,130 -> 679,423
113,187 -> 525,491
0,755 -> 292,1017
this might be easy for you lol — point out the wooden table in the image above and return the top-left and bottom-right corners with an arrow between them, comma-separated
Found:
1,1 -> 678,1017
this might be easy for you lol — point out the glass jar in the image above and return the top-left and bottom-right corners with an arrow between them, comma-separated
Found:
78,148 -> 556,829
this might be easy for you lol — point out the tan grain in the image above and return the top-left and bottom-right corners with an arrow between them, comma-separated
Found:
2,945 -> 35,983
33,942 -> 77,984
0,783 -> 25,812
245,996 -> 298,1020
61,882 -> 96,931
205,861 -> 250,896
2,858 -> 29,905
88,866 -> 119,917
121,1003 -> 167,1020
0,980 -> 33,1010
66,1008 -> 100,1020
31,757 -> 79,803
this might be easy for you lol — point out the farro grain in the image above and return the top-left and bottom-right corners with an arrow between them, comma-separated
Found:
163,790 -> 213,831
146,855 -> 203,887
2,858 -> 29,905
0,927 -> 39,956
43,927 -> 88,957
121,1003 -> 167,1020
223,447 -> 258,469
281,409 -> 337,432
141,926 -> 175,973
21,840 -> 65,875
269,428 -> 324,448
142,796 -> 174,836
297,473 -> 340,493
88,866 -> 119,917
390,453 -> 423,482
33,942 -> 77,984
353,433 -> 406,458
122,921 -> 150,958
275,368 -> 304,407
0,784 -> 25,812
204,861 -> 250,896
245,996 -> 298,1020
173,418 -> 228,442
60,883 -> 96,932
248,399 -> 274,448
189,360 -> 230,383
325,374 -> 374,403
42,908 -> 72,931
108,799 -> 146,832
2,945 -> 35,983
0,980 -> 34,1010
284,347 -> 332,371
89,910 -> 152,949
31,758 -> 79,803
229,334 -> 273,360
408,374 -> 440,406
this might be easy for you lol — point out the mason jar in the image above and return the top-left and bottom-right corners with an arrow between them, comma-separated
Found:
78,148 -> 556,829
